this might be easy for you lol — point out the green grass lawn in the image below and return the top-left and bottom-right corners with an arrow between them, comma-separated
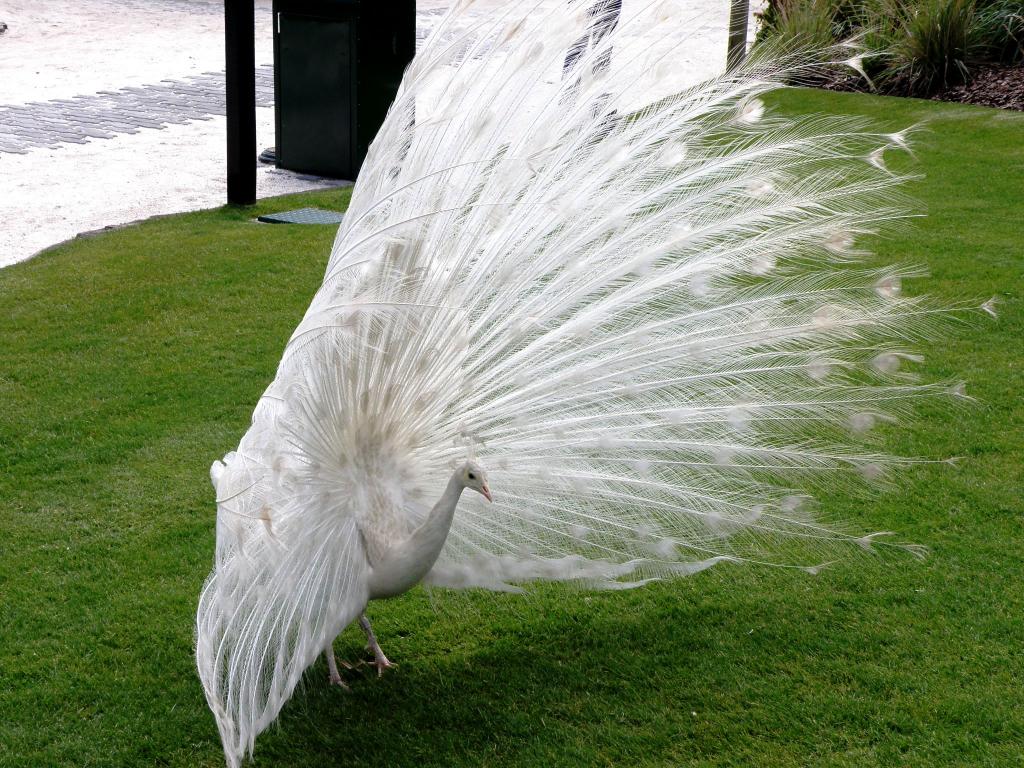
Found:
1,90 -> 1022,768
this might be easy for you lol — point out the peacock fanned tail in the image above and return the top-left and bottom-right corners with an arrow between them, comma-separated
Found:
197,3 -> 969,765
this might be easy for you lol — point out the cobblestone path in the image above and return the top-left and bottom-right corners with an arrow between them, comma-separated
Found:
0,67 -> 275,155
0,8 -> 445,156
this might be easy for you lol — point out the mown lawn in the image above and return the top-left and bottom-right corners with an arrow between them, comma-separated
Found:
1,90 -> 1021,768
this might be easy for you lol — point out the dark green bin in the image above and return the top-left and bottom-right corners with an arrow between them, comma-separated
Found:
272,0 -> 415,179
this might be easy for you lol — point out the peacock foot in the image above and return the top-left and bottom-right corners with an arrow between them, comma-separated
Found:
328,670 -> 350,690
356,646 -> 397,677
357,614 -> 397,677
369,650 -> 397,678
326,649 -> 353,689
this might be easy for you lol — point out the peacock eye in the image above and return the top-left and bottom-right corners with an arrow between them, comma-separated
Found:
468,472 -> 476,480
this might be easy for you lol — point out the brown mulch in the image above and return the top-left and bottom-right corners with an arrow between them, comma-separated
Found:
812,63 -> 1024,112
931,64 -> 1024,111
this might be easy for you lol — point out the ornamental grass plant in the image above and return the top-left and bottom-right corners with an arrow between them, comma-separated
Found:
756,0 -> 1024,94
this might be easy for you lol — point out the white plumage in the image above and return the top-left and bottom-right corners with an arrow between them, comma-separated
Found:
196,3 -> 958,765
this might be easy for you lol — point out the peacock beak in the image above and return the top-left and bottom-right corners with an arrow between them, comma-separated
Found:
481,483 -> 492,502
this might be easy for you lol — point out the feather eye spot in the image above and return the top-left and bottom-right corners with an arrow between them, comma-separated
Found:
868,354 -> 925,376
629,254 -> 655,276
648,537 -> 678,558
671,216 -> 692,232
750,254 -> 775,276
859,463 -> 885,481
874,275 -> 902,298
570,476 -> 590,492
688,272 -> 712,297
871,352 -> 901,374
780,495 -> 805,513
886,128 -> 912,152
712,448 -> 735,466
867,146 -> 889,173
632,524 -> 655,540
569,524 -> 590,540
514,316 -> 542,339
659,140 -> 687,166
727,406 -> 752,433
849,412 -> 876,433
824,230 -> 856,255
812,304 -> 843,328
746,178 -> 773,197
736,98 -> 764,124
807,358 -> 832,381
633,458 -> 652,476
665,407 -> 692,426
856,531 -> 893,551
845,55 -> 869,82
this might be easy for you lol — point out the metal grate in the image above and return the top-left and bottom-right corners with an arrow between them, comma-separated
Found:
257,207 -> 345,225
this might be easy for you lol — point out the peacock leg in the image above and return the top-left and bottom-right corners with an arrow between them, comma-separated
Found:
325,641 -> 351,689
358,614 -> 397,677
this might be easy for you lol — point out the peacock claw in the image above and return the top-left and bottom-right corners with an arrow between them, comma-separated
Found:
328,672 -> 350,690
373,656 -> 397,677
356,654 -> 397,677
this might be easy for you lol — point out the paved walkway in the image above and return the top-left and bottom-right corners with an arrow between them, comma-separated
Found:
0,68 -> 275,154
0,1 -> 756,269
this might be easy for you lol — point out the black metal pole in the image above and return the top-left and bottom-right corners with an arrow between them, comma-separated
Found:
225,0 -> 256,205
726,0 -> 750,72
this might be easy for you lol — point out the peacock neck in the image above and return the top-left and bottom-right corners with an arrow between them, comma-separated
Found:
367,471 -> 464,600
407,472 -> 464,563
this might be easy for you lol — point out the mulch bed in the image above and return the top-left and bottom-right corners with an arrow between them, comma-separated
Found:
814,63 -> 1024,112
931,64 -> 1024,111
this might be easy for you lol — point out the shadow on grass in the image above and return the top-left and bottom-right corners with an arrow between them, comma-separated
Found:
249,579 -> 878,768
261,602 -> 723,766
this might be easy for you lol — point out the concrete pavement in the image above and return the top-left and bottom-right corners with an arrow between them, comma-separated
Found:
0,1 -> 758,268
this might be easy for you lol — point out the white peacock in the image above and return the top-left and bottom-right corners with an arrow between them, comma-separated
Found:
195,3 -> 968,766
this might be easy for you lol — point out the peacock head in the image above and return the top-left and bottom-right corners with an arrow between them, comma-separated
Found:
460,461 -> 492,502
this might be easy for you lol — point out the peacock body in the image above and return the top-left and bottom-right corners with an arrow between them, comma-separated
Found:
196,3 -> 963,765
